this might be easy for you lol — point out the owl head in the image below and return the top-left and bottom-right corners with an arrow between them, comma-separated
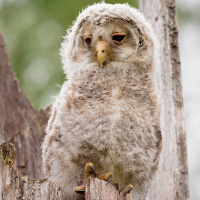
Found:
61,3 -> 158,77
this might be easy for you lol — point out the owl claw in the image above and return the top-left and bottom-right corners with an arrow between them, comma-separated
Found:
74,186 -> 85,194
85,162 -> 96,178
106,174 -> 112,185
99,172 -> 112,185
74,163 -> 115,196
74,162 -> 96,195
113,182 -> 121,194
90,166 -> 96,177
122,184 -> 133,196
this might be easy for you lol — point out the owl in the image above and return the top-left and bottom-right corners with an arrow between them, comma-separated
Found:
42,2 -> 162,200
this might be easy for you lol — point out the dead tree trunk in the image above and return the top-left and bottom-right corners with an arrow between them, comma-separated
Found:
139,0 -> 189,199
0,0 -> 189,199
0,31 -> 49,180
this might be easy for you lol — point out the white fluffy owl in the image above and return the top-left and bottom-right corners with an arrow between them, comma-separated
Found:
42,2 -> 162,200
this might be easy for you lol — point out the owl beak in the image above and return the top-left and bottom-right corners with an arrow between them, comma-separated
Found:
96,41 -> 108,67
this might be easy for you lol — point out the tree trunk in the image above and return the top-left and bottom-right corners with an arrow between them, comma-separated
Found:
0,0 -> 189,199
139,0 -> 189,199
0,32 -> 48,180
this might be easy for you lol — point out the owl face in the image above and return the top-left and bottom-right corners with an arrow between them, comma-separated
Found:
77,20 -> 141,67
61,3 -> 157,75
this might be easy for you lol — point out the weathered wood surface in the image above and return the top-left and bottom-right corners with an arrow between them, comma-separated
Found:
0,32 -> 48,180
85,177 -> 132,200
139,0 -> 189,199
0,142 -> 63,200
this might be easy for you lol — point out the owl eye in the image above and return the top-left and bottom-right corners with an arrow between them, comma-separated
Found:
112,33 -> 126,44
84,36 -> 92,46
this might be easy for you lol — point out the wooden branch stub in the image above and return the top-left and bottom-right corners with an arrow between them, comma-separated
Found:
86,176 -> 132,200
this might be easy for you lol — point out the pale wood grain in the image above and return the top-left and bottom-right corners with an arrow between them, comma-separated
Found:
139,0 -> 189,199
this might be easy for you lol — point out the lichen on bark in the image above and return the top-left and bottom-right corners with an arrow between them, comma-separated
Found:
0,142 -> 15,168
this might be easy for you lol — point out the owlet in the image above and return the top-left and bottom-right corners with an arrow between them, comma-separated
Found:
42,2 -> 162,200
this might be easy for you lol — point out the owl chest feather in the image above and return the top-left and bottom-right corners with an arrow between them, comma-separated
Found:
58,68 -> 159,179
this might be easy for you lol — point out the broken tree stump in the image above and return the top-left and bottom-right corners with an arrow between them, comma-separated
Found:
0,142 -> 63,200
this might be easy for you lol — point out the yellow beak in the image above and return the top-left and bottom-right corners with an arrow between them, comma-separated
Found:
96,41 -> 108,67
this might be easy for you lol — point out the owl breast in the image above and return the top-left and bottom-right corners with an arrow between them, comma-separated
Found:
57,64 -> 159,186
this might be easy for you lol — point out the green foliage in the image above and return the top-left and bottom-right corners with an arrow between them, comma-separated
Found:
0,0 -> 138,109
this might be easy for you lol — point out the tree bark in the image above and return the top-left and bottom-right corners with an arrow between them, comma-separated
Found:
85,177 -> 132,200
0,32 -> 48,180
0,142 -> 63,200
0,0 -> 189,198
139,0 -> 189,199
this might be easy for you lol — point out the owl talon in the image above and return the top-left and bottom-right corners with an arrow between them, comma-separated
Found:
74,186 -> 85,194
106,174 -> 112,185
113,182 -> 121,194
99,172 -> 112,185
90,166 -> 96,177
74,162 -> 96,194
85,162 -> 96,177
123,184 -> 133,196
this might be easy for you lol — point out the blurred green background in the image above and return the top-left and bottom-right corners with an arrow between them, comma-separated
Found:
0,0 -> 138,109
